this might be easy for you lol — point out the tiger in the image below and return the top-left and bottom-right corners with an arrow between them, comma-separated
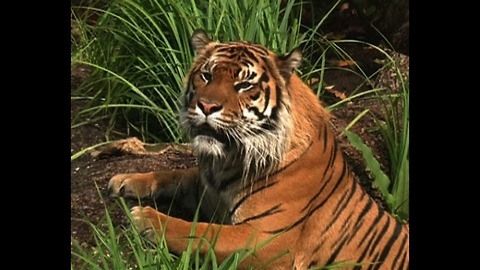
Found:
107,29 -> 409,270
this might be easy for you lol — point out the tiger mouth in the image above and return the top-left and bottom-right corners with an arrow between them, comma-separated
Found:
195,124 -> 229,144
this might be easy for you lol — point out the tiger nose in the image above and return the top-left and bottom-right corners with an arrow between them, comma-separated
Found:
197,99 -> 223,115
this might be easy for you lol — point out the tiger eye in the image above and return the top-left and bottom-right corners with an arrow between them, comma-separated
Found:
235,81 -> 253,92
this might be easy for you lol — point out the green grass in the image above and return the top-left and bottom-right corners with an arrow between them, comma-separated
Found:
340,43 -> 409,221
71,193 -> 363,270
372,49 -> 409,221
71,0 -> 312,143
71,0 -> 356,142
71,188 -> 288,270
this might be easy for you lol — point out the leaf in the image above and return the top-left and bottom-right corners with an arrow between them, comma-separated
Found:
327,59 -> 356,67
344,130 -> 394,209
324,85 -> 347,100
340,2 -> 350,12
307,77 -> 320,88
393,156 -> 409,220
91,137 -> 147,158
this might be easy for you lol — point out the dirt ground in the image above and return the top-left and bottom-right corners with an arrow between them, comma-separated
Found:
70,9 -> 409,267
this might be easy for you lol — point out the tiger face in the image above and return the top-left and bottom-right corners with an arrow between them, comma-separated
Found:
180,30 -> 302,179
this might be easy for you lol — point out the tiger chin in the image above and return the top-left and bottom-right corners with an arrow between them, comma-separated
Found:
107,29 -> 409,270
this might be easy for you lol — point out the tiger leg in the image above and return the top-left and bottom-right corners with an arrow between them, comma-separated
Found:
131,206 -> 289,269
107,167 -> 199,199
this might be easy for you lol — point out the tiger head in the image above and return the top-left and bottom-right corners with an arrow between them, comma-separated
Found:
180,29 -> 319,182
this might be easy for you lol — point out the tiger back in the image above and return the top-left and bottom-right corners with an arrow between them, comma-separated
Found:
107,29 -> 409,270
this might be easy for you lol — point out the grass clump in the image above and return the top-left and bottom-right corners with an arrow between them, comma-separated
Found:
372,49 -> 409,221
341,44 -> 409,221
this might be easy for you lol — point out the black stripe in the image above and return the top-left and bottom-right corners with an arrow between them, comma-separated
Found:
261,85 -> 271,114
311,240 -> 324,257
301,172 -> 334,213
331,213 -> 354,248
327,140 -> 338,169
367,252 -> 381,270
368,218 -> 391,257
247,68 -> 257,79
214,53 -> 234,58
245,45 -> 267,56
325,233 -> 350,266
264,140 -> 313,175
237,204 -> 283,224
247,71 -> 257,80
216,47 -> 235,53
217,170 -> 244,191
319,140 -> 338,183
319,123 -> 328,153
243,49 -> 259,63
229,182 -> 278,217
259,72 -> 269,83
267,160 -> 347,234
234,68 -> 242,78
322,179 -> 357,234
184,73 -> 195,107
260,121 -> 276,131
355,190 -> 368,214
247,45 -> 268,56
392,234 -> 408,270
241,59 -> 254,67
357,229 -> 379,268
225,140 -> 313,224
321,159 -> 334,181
396,249 -> 407,270
270,85 -> 281,120
247,107 -> 265,120
357,203 -> 385,247
373,220 -> 403,270
302,159 -> 347,213
347,194 -> 373,244
353,264 -> 362,270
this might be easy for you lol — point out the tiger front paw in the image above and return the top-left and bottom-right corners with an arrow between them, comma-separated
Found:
131,206 -> 166,243
107,172 -> 156,199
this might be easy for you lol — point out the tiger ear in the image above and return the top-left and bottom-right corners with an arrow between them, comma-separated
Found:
277,48 -> 302,79
191,29 -> 212,53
